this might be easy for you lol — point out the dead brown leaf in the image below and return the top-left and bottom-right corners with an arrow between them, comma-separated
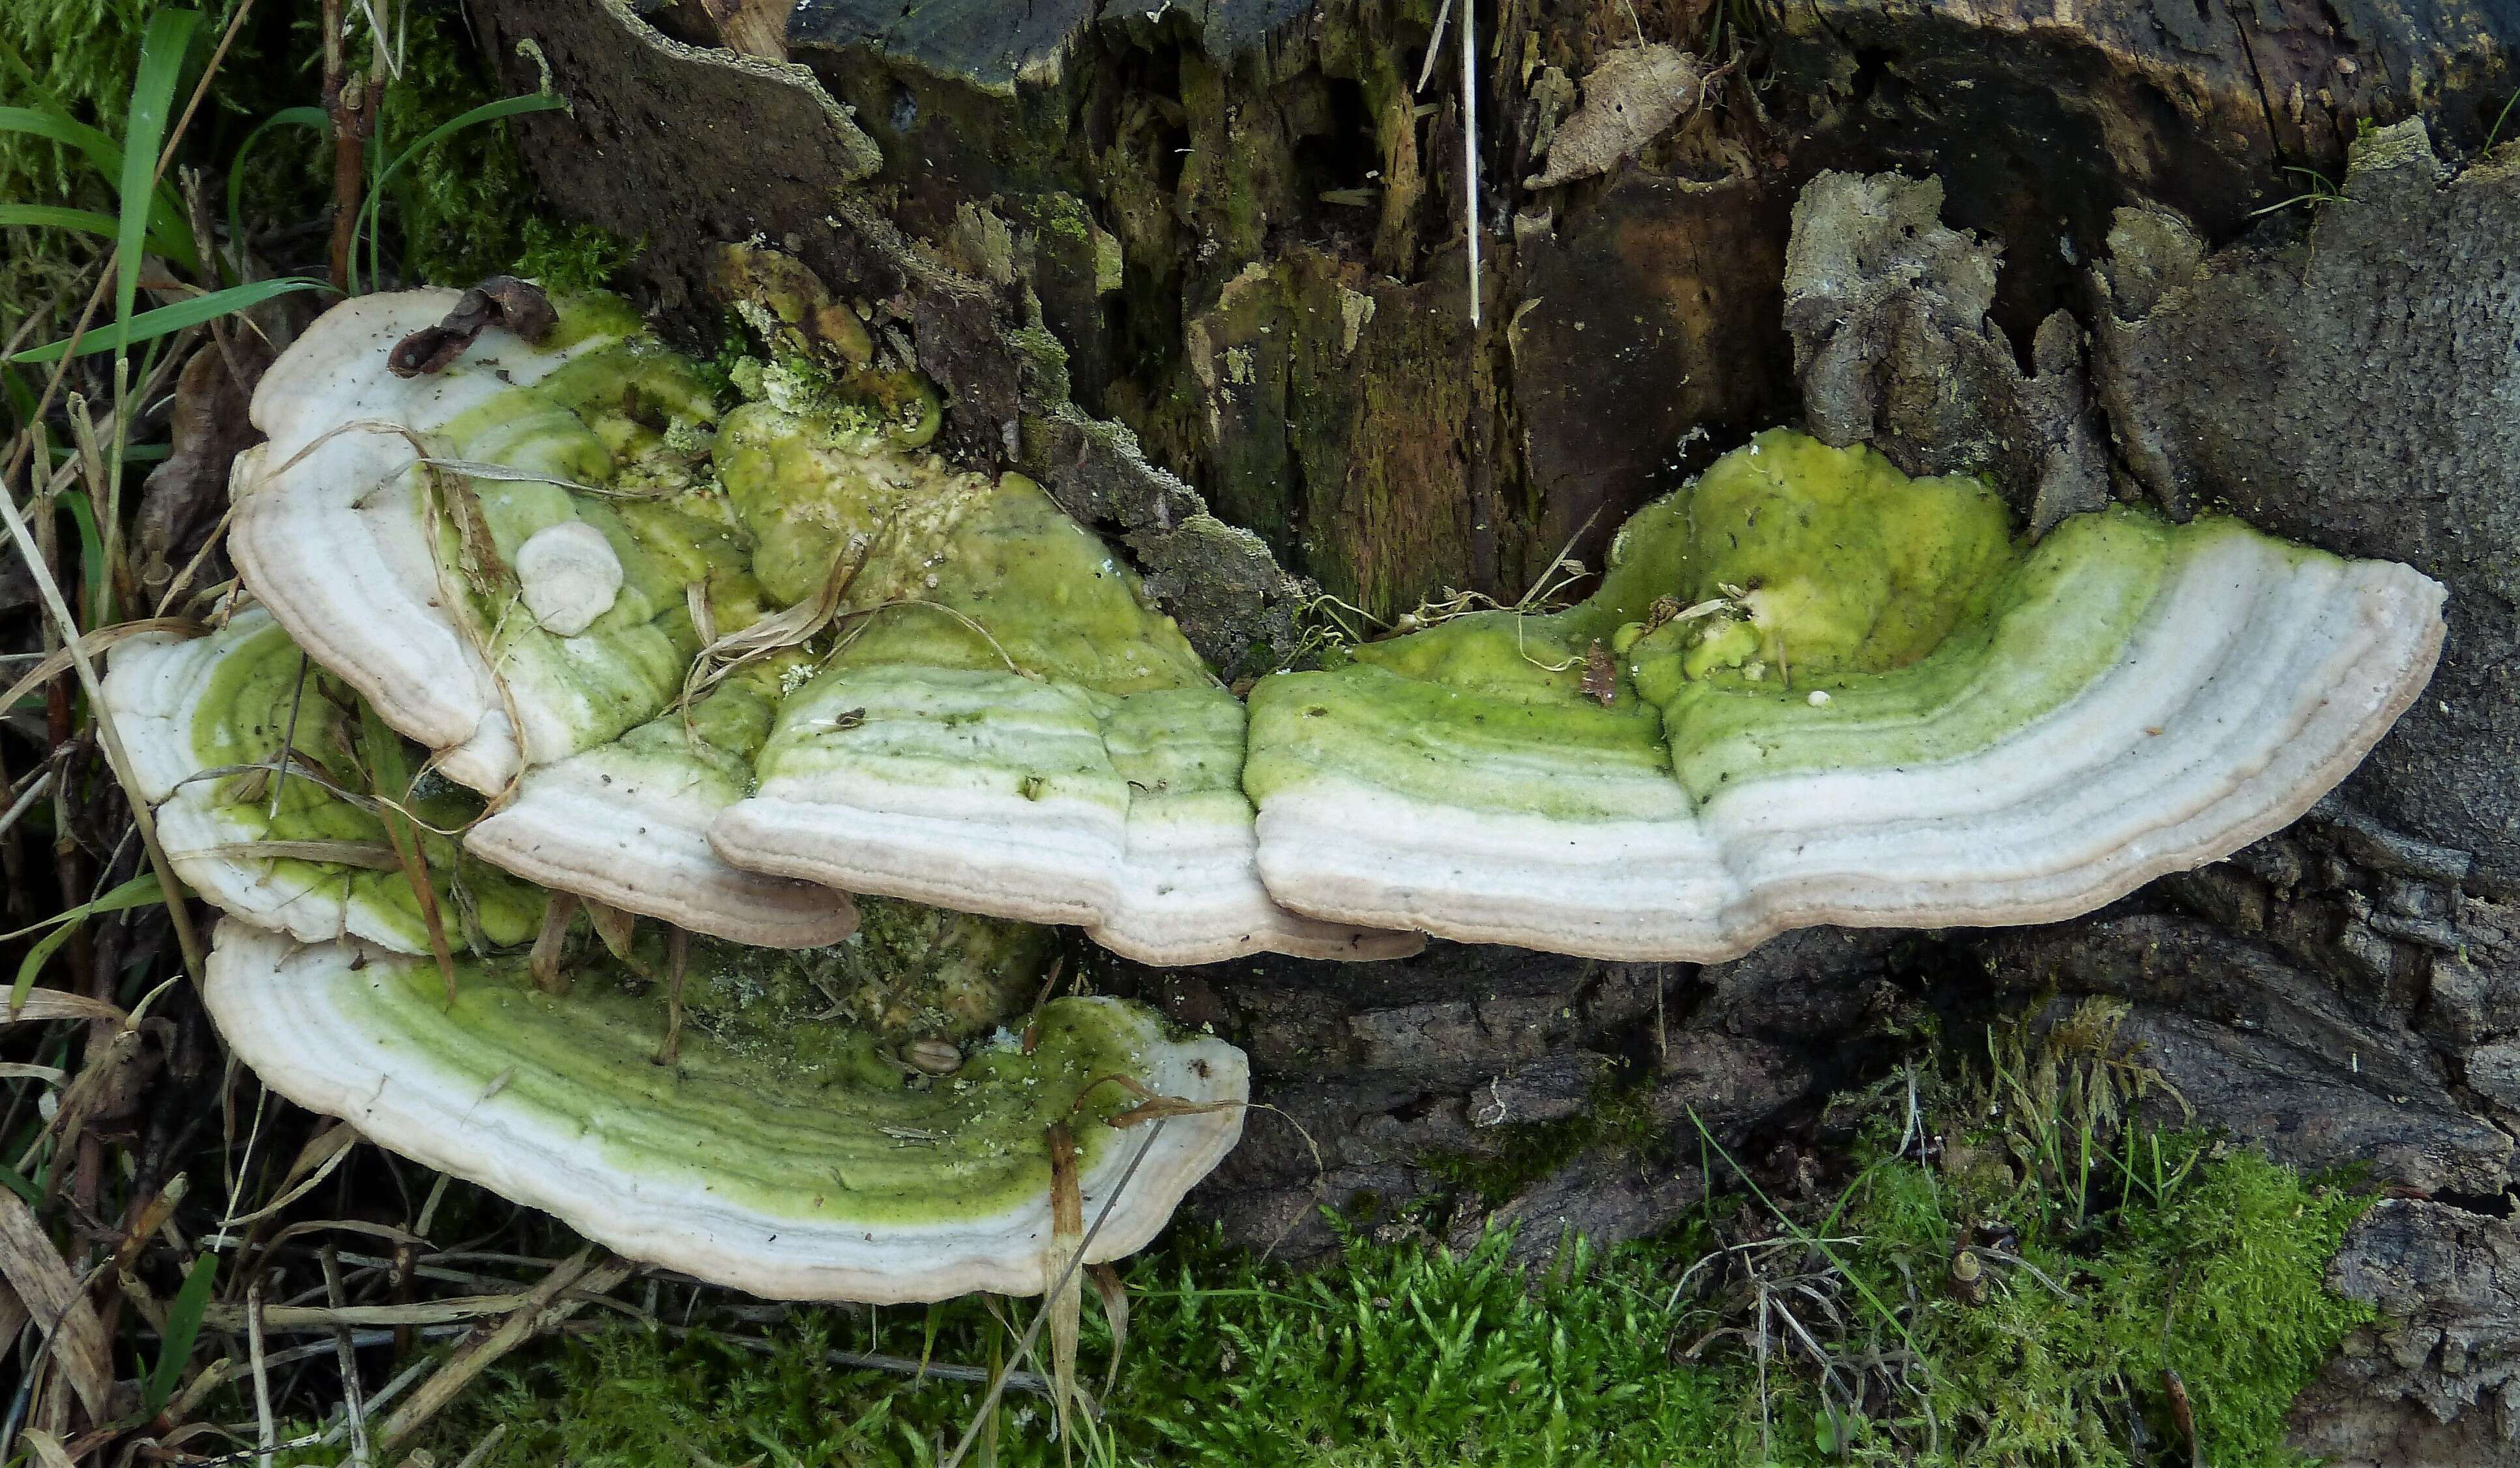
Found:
696,0 -> 790,59
198,838 -> 402,869
1045,1123 -> 1086,1439
3,988 -> 126,1025
1086,1261 -> 1129,1399
0,1186 -> 115,1420
1070,1070 -> 1244,1128
0,617 -> 205,716
138,337 -> 270,603
528,891 -> 579,995
389,276 -> 557,377
1525,44 -> 1704,189
1582,638 -> 1617,707
18,1428 -> 76,1468
0,1276 -> 27,1364
224,1119 -> 359,1226
584,898 -> 640,971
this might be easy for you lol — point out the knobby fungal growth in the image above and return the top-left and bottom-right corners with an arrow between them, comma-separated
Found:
201,920 -> 1245,1302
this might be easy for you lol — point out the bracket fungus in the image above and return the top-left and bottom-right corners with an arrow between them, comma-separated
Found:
116,605 -> 1248,1299
107,606 -> 548,952
203,919 -> 1246,1301
228,288 -> 853,947
158,270 -> 2441,1303
232,289 -> 1404,966
698,403 -> 1417,965
1244,430 -> 2446,959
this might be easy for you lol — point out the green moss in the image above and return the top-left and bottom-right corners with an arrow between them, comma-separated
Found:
374,3 -> 638,289
511,216 -> 646,296
1420,1072 -> 1663,1202
393,1111 -> 2369,1468
415,1226 -> 1757,1468
802,895 -> 1051,1041
1797,1124 -> 2371,1466
1022,189 -> 1094,246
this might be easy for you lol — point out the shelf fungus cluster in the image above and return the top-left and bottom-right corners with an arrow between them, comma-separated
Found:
117,289 -> 1256,1301
130,287 -> 2442,1297
1247,431 -> 2444,957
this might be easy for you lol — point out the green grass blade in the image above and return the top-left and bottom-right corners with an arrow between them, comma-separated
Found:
361,91 -> 568,280
54,488 -> 108,628
0,102 -> 192,266
9,276 -> 331,364
0,104 -> 120,179
143,1252 -> 220,1417
10,872 -> 164,1011
0,871 -> 166,942
115,10 -> 203,333
225,106 -> 329,281
0,204 -> 119,237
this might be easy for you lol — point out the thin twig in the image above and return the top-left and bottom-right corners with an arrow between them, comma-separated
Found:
451,1424 -> 508,1468
321,1355 -> 430,1446
269,653 -> 311,819
247,1282 -> 276,1468
1414,0 -> 1453,93
321,1246 -> 372,1464
376,1250 -> 634,1448
717,1336 -> 1058,1398
1460,0 -> 1480,329
0,772 -> 55,842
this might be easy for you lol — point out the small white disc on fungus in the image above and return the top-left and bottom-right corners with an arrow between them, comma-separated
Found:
515,521 -> 623,636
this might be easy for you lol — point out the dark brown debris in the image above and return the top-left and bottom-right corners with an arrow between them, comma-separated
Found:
388,276 -> 559,377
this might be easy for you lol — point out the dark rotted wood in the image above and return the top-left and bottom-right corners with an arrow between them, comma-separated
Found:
2092,126 -> 2520,885
1511,169 -> 1796,578
1762,0 -> 2519,344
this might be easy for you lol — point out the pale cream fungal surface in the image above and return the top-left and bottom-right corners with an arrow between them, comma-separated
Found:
204,920 -> 1247,1302
104,606 -> 547,953
514,519 -> 626,635
230,293 -> 2438,973
130,605 -> 1247,1300
1243,431 -> 2447,960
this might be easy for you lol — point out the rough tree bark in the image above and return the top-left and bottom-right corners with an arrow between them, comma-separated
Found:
462,0 -> 2520,1456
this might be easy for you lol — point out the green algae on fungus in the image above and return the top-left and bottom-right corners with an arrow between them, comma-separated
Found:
1245,429 -> 2446,960
203,919 -> 1245,1302
230,289 -> 735,790
706,402 -> 1416,965
787,894 -> 1050,1043
106,607 -> 547,954
232,288 -> 1406,965
119,602 -> 1251,1300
